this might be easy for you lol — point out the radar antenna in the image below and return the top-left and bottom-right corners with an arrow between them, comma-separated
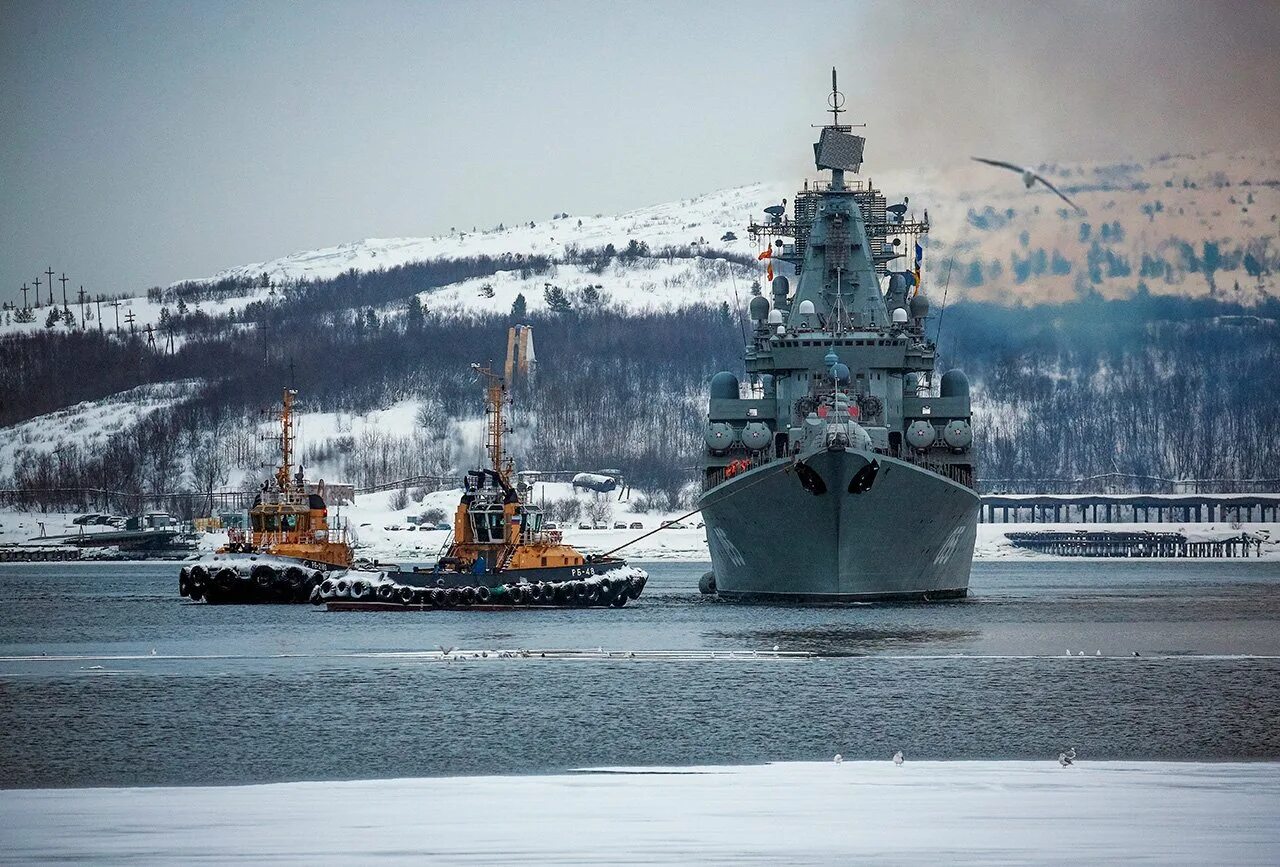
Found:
828,67 -> 845,126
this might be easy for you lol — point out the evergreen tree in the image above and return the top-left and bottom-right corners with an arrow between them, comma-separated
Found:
405,294 -> 425,330
544,284 -> 571,313
511,292 -> 528,320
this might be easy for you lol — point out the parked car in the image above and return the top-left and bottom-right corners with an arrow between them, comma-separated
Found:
629,522 -> 643,530
578,522 -> 592,530
544,522 -> 559,530
696,521 -> 705,529
593,522 -> 608,530
664,521 -> 687,529
73,513 -> 102,526
613,522 -> 627,529
435,522 -> 450,531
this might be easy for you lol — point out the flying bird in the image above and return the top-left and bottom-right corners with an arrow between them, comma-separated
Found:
971,157 -> 1085,214
437,645 -> 456,657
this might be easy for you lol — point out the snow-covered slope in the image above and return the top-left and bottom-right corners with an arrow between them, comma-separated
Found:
194,183 -> 777,286
187,149 -> 1279,309
0,381 -> 201,477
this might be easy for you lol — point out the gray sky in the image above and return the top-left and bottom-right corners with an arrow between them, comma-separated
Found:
3,0 -> 1277,293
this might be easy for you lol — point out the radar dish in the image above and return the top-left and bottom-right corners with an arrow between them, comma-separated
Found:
814,128 -> 865,173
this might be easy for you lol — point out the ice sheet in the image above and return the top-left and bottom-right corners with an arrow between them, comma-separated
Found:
3,761 -> 1277,864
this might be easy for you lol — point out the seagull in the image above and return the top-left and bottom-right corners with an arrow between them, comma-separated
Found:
150,649 -> 157,656
971,157 -> 1085,214
893,750 -> 904,766
1058,750 -> 1074,767
834,753 -> 843,764
773,644 -> 780,652
437,645 -> 456,657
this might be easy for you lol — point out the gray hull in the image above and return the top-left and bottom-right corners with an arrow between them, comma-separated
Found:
699,449 -> 979,602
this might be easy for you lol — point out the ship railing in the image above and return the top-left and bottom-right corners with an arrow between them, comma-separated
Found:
703,449 -> 772,489
522,529 -> 563,546
902,456 -> 975,489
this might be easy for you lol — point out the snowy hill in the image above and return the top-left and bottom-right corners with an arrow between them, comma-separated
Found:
189,149 -> 1279,309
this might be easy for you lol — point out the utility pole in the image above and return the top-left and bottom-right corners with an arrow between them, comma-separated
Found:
20,284 -> 29,310
95,295 -> 104,332
144,323 -> 155,347
77,285 -> 87,327
45,267 -> 55,306
109,299 -> 122,333
125,310 -> 136,334
33,275 -> 42,308
59,273 -> 69,312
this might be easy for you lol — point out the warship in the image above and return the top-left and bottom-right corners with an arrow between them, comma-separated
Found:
698,70 -> 979,602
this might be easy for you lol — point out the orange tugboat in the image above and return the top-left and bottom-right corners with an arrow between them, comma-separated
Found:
178,388 -> 355,604
320,330 -> 646,610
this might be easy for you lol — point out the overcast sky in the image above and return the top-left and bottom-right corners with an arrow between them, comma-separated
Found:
2,0 -> 1277,293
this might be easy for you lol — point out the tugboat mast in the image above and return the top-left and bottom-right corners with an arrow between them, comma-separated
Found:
272,387 -> 299,492
472,363 -> 514,484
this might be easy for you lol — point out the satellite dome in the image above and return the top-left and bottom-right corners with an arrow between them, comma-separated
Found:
709,371 -> 740,400
888,272 -> 908,294
824,350 -> 839,368
891,307 -> 908,324
771,275 -> 790,298
940,369 -> 970,398
832,362 -> 850,383
909,294 -> 929,318
748,295 -> 770,320
767,309 -> 784,325
797,299 -> 815,315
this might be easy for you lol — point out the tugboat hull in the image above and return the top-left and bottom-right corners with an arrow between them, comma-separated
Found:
321,560 -> 647,610
700,449 -> 978,602
179,554 -> 336,605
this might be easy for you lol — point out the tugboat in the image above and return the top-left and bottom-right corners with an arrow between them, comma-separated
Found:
698,70 -> 980,602
178,388 -> 354,604
322,336 -> 646,610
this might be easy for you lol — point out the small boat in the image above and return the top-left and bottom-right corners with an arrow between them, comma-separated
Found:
178,388 -> 355,604
319,335 -> 647,610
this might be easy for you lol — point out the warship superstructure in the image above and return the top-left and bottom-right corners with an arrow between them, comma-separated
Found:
698,71 -> 979,602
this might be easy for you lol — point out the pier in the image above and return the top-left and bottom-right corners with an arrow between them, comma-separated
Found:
1005,530 -> 1265,558
979,494 -> 1280,524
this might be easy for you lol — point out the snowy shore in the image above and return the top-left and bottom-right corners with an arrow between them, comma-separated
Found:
2,761 -> 1277,864
2,482 -> 1276,564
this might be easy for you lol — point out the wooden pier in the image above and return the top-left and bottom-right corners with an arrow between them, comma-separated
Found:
1005,530 -> 1265,558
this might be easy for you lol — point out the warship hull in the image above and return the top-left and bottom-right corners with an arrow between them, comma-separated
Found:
700,448 -> 979,602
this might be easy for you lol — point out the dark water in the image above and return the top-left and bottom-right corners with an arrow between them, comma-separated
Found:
1,559 -> 1278,788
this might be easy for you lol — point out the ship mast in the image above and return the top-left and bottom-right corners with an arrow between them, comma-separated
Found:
273,387 -> 298,492
471,363 -> 513,484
